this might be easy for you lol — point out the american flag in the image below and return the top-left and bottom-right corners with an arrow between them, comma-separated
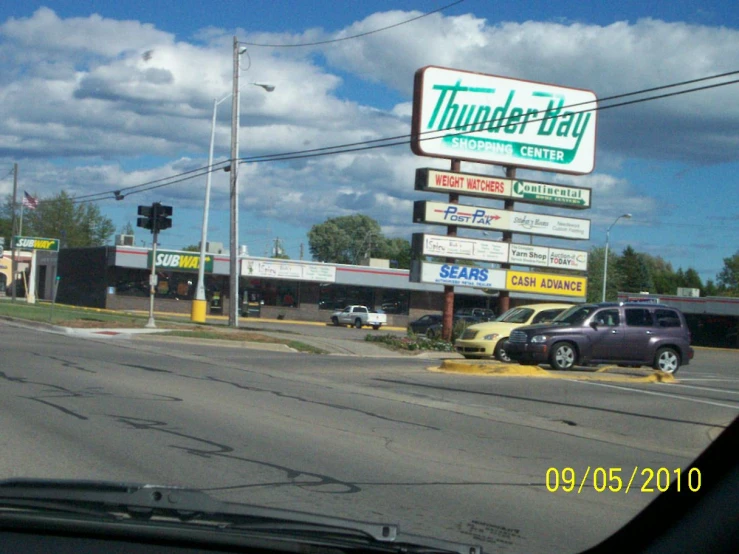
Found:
23,191 -> 38,210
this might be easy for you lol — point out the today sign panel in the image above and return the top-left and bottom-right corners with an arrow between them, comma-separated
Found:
411,66 -> 598,174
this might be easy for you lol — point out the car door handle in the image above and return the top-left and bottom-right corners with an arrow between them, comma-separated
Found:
645,331 -> 654,335
610,330 -> 619,334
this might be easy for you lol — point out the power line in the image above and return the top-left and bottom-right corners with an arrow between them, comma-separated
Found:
56,69 -> 739,204
240,1 -> 465,48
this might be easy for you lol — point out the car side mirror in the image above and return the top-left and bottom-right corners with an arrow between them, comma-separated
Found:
590,321 -> 599,330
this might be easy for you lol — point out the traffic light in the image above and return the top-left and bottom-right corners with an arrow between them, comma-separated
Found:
155,203 -> 173,231
137,203 -> 173,233
137,205 -> 154,231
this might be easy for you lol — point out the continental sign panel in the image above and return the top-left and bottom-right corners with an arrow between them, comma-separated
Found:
415,168 -> 591,209
410,262 -> 587,298
414,201 -> 591,240
411,66 -> 598,174
13,236 -> 60,251
506,270 -> 587,297
242,259 -> 336,283
413,233 -> 589,271
148,251 -> 213,272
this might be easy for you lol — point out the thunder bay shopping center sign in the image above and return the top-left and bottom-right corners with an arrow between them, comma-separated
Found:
411,66 -> 597,175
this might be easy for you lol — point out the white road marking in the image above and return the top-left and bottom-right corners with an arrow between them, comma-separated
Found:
568,380 -> 739,410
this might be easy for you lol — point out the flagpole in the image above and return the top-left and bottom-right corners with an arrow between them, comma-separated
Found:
19,202 -> 24,236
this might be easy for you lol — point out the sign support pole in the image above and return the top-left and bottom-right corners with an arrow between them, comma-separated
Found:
442,158 -> 460,341
498,166 -> 517,314
145,229 -> 158,328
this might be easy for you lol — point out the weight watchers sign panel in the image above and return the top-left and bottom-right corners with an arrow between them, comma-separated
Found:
411,66 -> 598,174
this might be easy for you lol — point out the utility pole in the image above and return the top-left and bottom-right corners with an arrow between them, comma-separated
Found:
228,35 -> 241,327
10,163 -> 18,302
300,243 -> 304,260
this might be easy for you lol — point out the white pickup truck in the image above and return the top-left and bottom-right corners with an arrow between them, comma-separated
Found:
330,305 -> 387,330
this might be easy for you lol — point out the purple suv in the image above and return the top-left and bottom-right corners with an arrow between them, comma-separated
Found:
504,302 -> 694,374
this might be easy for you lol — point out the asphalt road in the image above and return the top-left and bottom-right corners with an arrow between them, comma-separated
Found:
1,320 -> 737,553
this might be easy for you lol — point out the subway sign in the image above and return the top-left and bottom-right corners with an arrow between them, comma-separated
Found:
411,66 -> 598,174
414,201 -> 591,240
13,236 -> 60,251
148,251 -> 213,273
415,168 -> 591,209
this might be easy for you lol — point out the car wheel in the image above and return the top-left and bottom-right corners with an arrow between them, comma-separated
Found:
372,325 -> 380,330
494,339 -> 511,362
354,318 -> 362,329
331,316 -> 339,326
549,342 -> 577,370
426,328 -> 437,340
654,347 -> 680,374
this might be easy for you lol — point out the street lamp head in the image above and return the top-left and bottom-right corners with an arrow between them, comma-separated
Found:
254,83 -> 275,92
623,213 -> 632,219
238,47 -> 248,55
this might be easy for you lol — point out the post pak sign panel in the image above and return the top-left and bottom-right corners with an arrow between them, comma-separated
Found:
415,168 -> 591,209
414,201 -> 591,240
411,66 -> 598,174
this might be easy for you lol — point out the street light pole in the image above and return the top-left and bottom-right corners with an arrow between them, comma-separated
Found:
228,36 -> 242,328
191,94 -> 229,323
602,213 -> 632,302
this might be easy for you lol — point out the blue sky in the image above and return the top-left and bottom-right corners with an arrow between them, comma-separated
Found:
1,1 -> 738,284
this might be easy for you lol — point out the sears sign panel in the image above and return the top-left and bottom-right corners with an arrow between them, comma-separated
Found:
411,66 -> 598,174
414,201 -> 591,240
410,261 -> 507,288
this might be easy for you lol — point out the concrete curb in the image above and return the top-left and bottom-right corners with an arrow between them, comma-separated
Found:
133,334 -> 298,353
0,315 -> 73,334
435,360 -> 676,383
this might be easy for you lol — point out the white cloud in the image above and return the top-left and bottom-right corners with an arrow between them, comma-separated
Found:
1,7 -> 736,249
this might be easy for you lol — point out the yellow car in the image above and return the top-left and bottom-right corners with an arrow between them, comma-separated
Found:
454,303 -> 574,361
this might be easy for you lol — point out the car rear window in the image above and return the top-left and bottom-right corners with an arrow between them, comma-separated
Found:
655,309 -> 682,327
625,308 -> 654,327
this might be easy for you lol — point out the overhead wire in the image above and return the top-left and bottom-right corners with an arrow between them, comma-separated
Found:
60,69 -> 739,205
239,1 -> 465,48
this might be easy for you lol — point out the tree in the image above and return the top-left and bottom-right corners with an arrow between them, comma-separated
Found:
182,244 -> 200,252
616,246 -> 654,293
308,214 -> 383,264
119,221 -> 135,236
377,237 -> 412,269
641,254 -> 677,295
716,251 -> 739,296
22,191 -> 115,247
586,246 -> 623,302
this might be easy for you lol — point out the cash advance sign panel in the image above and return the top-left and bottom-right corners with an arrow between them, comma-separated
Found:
411,66 -> 597,174
506,270 -> 587,298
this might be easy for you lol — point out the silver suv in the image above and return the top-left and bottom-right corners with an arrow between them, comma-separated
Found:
504,302 -> 694,374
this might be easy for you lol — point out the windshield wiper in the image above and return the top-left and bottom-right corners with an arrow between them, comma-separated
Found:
0,479 -> 481,554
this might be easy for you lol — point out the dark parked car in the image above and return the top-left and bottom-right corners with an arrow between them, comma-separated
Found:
454,307 -> 496,322
425,314 -> 481,340
408,314 -> 480,339
407,314 -> 443,335
504,302 -> 694,374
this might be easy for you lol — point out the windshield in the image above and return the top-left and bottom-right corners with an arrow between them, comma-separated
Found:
552,305 -> 599,325
1,4 -> 737,554
496,307 -> 535,323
